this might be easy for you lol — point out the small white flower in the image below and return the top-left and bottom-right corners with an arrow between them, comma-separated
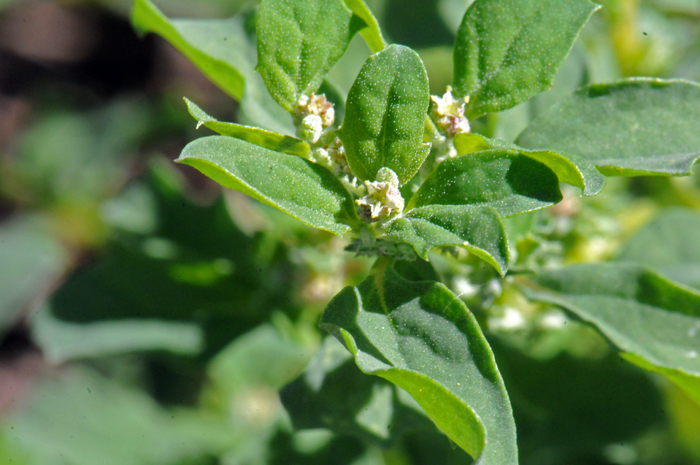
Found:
340,174 -> 366,197
297,114 -> 324,144
430,86 -> 471,137
296,93 -> 335,127
355,168 -> 404,221
311,148 -> 333,170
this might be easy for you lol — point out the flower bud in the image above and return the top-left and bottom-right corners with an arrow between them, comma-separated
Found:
297,114 -> 323,144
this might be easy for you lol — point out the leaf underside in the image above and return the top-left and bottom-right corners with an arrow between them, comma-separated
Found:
131,0 -> 248,100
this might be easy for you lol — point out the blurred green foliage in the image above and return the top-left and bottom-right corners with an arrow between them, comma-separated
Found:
0,0 -> 699,464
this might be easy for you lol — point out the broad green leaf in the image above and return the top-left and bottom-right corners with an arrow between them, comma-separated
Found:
384,205 -> 509,275
131,0 -> 247,100
526,263 -> 700,406
256,0 -> 365,111
343,0 -> 386,53
453,0 -> 599,117
203,324 -> 316,463
517,79 -> 700,176
177,136 -> 359,235
0,218 -> 68,336
320,258 -> 518,464
409,150 -> 563,217
32,165 -> 295,361
184,98 -> 310,157
340,45 -> 431,185
491,340 -> 665,457
5,369 -> 232,465
454,133 -> 605,196
208,324 -> 316,402
616,208 -> 700,288
281,337 -> 434,445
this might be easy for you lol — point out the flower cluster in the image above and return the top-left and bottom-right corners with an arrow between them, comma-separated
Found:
430,86 -> 470,138
294,94 -> 335,144
355,167 -> 404,221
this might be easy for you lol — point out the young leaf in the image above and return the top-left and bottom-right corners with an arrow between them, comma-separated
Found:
256,0 -> 365,112
281,337 -> 434,445
384,205 -> 509,275
525,263 -> 700,406
177,136 -> 359,235
184,98 -> 310,157
616,208 -> 700,288
320,258 -> 518,464
453,0 -> 599,117
517,79 -> 700,176
340,45 -> 431,185
454,133 -> 605,196
343,0 -> 386,53
409,150 -> 563,217
131,0 -> 248,100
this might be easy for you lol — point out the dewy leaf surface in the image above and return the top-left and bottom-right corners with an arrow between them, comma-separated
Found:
256,0 -> 364,111
177,136 -> 359,235
340,45 -> 431,185
320,259 -> 518,465
343,0 -> 386,53
385,205 -> 509,276
454,133 -> 605,196
526,263 -> 700,406
184,98 -> 310,157
131,0 -> 247,100
453,0 -> 599,117
409,150 -> 563,217
616,208 -> 700,288
517,78 -> 700,176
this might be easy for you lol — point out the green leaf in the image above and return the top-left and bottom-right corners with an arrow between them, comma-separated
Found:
32,165 -> 295,361
384,205 -> 509,275
453,0 -> 599,117
491,340 -> 665,453
184,98 -> 310,157
0,218 -> 68,336
526,263 -> 700,407
281,337 -> 434,445
616,208 -> 700,288
208,324 -> 316,398
517,78 -> 700,176
454,133 -> 605,196
340,45 -> 431,185
320,258 -> 518,464
622,353 -> 700,406
343,0 -> 386,53
409,150 -> 563,217
256,0 -> 365,112
177,136 -> 359,235
131,0 -> 247,100
4,369 -> 232,465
